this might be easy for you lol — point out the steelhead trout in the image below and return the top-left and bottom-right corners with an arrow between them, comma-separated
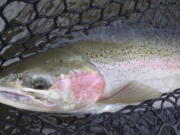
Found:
0,41 -> 180,113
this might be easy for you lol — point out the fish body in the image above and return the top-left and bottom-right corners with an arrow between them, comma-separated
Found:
0,40 -> 180,113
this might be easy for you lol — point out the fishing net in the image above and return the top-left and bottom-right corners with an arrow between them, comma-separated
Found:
0,0 -> 180,135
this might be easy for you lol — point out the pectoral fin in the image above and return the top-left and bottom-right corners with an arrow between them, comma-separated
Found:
98,81 -> 162,104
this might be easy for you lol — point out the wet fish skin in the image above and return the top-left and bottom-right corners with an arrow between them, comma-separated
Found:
0,40 -> 180,113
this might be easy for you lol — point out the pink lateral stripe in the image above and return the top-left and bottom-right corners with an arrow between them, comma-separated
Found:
105,59 -> 180,70
130,59 -> 180,69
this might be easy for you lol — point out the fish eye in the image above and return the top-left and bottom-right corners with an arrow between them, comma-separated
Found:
32,77 -> 51,90
21,76 -> 51,90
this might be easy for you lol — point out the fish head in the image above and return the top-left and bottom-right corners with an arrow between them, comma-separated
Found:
0,60 -> 105,113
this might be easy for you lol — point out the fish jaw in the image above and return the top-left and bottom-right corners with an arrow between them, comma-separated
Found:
0,84 -> 59,112
0,70 -> 106,113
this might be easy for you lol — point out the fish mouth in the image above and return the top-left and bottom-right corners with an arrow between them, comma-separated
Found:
0,91 -> 29,102
0,84 -> 57,112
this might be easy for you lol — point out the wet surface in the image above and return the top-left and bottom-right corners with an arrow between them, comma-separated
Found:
0,0 -> 180,135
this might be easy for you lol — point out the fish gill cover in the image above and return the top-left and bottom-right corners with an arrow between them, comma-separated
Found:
0,0 -> 180,135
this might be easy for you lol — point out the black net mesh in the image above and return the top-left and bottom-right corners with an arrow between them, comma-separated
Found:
0,0 -> 180,135
0,89 -> 180,135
